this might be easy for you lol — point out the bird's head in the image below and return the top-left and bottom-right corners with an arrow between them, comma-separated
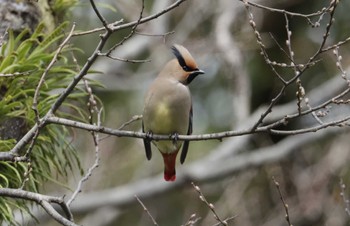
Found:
161,44 -> 204,85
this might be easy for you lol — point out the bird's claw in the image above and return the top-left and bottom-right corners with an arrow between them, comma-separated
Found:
145,131 -> 153,141
170,133 -> 179,145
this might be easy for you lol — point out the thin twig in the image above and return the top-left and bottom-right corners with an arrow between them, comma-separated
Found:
18,128 -> 40,189
72,20 -> 123,36
135,195 -> 159,226
183,213 -> 201,226
67,109 -> 102,207
240,0 -> 332,24
98,114 -> 142,142
321,36 -> 350,52
339,179 -> 350,217
90,0 -> 109,29
104,55 -> 151,63
243,0 -> 341,131
272,177 -> 292,226
135,30 -> 175,37
316,0 -> 339,54
333,47 -> 350,85
103,0 -> 145,57
72,0 -> 188,36
192,182 -> 229,226
118,115 -> 143,130
283,13 -> 305,115
244,2 -> 290,130
136,30 -> 175,43
0,70 -> 34,77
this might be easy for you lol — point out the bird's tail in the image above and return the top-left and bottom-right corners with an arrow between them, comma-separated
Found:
161,151 -> 179,181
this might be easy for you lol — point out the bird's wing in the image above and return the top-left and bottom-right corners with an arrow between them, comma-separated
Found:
180,106 -> 192,164
142,121 -> 152,160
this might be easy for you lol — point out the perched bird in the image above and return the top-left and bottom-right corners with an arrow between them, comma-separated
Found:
142,44 -> 204,181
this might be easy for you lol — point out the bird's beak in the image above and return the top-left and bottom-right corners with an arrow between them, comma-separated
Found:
194,69 -> 205,75
187,69 -> 205,84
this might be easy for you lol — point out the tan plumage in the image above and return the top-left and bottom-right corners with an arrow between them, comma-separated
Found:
142,44 -> 204,181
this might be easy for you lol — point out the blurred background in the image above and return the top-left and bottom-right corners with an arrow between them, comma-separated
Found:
31,0 -> 350,225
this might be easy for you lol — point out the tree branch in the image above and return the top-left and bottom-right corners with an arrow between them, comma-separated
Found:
41,113 -> 349,142
65,126 -> 342,214
0,188 -> 77,226
72,0 -> 189,36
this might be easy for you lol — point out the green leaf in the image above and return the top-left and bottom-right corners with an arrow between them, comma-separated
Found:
0,55 -> 17,72
0,173 -> 9,187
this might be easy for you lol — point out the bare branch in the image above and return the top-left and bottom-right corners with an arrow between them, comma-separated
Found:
67,108 -> 103,207
272,177 -> 292,226
0,70 -> 33,77
135,195 -> 159,226
192,182 -> 229,225
183,213 -> 201,226
26,126 -> 340,217
72,0 -> 189,36
118,115 -> 143,130
105,0 -> 145,56
339,179 -> 350,217
0,188 -> 77,226
72,20 -> 123,36
102,54 -> 151,63
42,112 -> 350,142
321,36 -> 350,52
89,0 -> 109,29
240,0 -> 333,25
136,30 -> 175,43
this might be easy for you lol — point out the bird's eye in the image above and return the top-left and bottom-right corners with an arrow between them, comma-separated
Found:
182,65 -> 190,71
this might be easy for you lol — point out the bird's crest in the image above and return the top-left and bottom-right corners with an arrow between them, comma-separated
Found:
171,44 -> 198,72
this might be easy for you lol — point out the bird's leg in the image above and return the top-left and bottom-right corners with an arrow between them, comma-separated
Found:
170,132 -> 179,145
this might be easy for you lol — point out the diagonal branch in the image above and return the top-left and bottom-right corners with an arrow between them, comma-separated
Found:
0,188 -> 77,226
73,0 -> 188,36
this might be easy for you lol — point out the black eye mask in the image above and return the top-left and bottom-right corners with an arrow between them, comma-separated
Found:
171,46 -> 195,72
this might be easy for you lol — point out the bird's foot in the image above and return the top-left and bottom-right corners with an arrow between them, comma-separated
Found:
145,131 -> 153,141
170,132 -> 179,145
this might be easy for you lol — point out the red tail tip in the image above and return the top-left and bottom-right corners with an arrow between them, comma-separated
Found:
161,151 -> 178,182
164,173 -> 176,181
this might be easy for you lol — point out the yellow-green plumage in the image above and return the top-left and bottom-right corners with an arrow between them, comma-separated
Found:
143,77 -> 191,154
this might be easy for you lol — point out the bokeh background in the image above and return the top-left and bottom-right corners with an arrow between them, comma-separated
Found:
30,0 -> 350,225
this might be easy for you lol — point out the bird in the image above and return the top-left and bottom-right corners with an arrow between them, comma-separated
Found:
142,44 -> 204,181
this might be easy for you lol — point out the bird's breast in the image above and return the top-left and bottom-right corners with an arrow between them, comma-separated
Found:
144,80 -> 191,131
143,79 -> 192,154
149,100 -> 188,134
